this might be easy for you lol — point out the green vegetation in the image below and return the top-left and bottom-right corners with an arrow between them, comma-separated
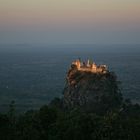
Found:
0,99 -> 140,140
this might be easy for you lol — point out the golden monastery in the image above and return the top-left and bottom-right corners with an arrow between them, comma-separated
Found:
72,59 -> 108,74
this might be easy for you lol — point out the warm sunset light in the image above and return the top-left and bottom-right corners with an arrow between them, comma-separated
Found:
0,0 -> 140,43
0,1 -> 140,139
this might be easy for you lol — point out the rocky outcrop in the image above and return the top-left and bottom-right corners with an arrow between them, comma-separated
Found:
63,65 -> 123,112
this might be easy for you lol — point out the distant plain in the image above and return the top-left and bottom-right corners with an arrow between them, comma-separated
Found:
0,44 -> 140,111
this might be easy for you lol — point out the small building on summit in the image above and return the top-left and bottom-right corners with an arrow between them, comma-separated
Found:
72,59 -> 108,74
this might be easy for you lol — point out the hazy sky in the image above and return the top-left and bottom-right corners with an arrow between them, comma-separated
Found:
0,0 -> 140,44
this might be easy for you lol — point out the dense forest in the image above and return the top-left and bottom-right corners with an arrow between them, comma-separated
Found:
0,99 -> 140,140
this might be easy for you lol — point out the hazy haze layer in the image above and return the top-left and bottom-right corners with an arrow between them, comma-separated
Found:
0,0 -> 140,44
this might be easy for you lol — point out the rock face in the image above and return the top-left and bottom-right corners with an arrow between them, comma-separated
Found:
63,65 -> 123,112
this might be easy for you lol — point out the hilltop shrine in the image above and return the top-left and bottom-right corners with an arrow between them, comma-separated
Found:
71,59 -> 108,74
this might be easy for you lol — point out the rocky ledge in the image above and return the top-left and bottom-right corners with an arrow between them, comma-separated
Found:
62,64 -> 123,112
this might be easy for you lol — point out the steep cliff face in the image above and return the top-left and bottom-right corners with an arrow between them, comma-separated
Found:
63,66 -> 123,112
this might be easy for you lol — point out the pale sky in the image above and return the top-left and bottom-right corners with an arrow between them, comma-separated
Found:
0,0 -> 140,44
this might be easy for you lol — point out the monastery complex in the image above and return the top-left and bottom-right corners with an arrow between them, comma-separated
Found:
72,59 -> 108,74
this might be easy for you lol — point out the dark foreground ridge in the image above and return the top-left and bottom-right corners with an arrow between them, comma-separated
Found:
0,60 -> 140,140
